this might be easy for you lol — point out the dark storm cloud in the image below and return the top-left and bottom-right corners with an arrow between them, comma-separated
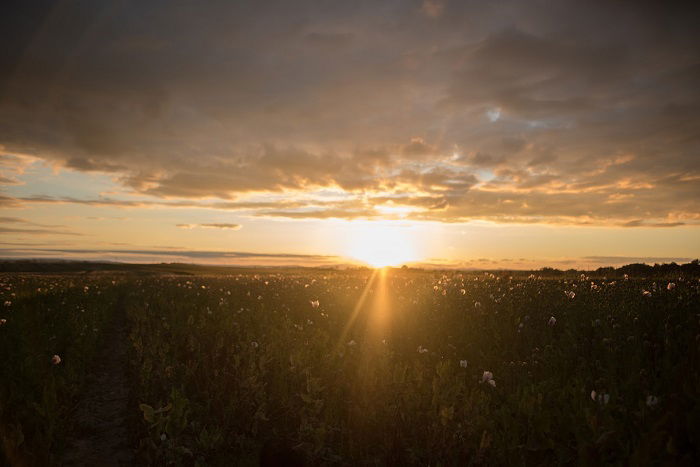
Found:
1,1 -> 699,225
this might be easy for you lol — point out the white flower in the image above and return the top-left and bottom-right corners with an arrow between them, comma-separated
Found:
565,291 -> 576,299
160,433 -> 167,441
548,316 -> 557,326
482,371 -> 493,383
474,301 -> 481,308
488,379 -> 496,387
459,360 -> 468,368
51,354 -> 61,365
250,341 -> 259,348
460,288 -> 466,295
310,300 -> 320,308
3,301 -> 10,307
642,290 -> 652,297
347,339 -> 356,347
0,318 -> 6,326
591,390 -> 609,404
417,345 -> 429,354
667,282 -> 676,290
646,395 -> 658,407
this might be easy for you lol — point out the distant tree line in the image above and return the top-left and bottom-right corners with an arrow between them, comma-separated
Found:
0,259 -> 698,277
539,259 -> 700,278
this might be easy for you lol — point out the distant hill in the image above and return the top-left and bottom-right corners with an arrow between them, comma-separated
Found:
0,258 -> 698,277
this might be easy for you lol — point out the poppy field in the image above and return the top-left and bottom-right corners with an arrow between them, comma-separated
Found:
1,269 -> 699,465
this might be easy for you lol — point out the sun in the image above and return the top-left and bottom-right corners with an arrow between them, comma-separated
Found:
347,221 -> 419,268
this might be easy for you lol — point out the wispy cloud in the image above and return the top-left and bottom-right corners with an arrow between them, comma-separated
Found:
176,223 -> 241,230
0,217 -> 84,236
0,247 -> 339,266
620,220 -> 686,228
0,227 -> 84,236
0,175 -> 21,185
3,192 -> 698,227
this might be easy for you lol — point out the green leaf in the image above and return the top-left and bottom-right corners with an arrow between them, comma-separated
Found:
139,403 -> 155,423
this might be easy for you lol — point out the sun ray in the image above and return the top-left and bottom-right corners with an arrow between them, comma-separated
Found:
367,267 -> 391,339
334,268 -> 380,353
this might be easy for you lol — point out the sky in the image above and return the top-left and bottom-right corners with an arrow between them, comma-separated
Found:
0,0 -> 698,269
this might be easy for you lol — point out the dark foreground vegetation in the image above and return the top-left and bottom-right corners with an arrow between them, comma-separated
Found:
1,261 -> 699,465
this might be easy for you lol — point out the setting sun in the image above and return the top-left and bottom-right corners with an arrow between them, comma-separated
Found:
1,2 -> 699,464
347,221 -> 419,268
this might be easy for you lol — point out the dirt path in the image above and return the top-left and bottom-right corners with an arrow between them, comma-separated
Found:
62,308 -> 136,466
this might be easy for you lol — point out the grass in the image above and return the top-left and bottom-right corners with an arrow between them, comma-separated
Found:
1,269 -> 699,465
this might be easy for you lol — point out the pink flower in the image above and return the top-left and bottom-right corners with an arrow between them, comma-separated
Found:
548,316 -> 557,326
51,354 -> 61,365
482,371 -> 493,383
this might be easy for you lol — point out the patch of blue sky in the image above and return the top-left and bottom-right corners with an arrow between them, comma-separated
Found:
5,163 -> 121,199
486,107 -> 501,122
475,169 -> 496,182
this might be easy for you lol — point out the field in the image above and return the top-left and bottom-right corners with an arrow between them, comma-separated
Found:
1,268 -> 699,465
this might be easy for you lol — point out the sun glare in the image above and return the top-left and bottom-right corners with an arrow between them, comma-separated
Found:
347,221 -> 418,268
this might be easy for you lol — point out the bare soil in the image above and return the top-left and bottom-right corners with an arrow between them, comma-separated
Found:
61,310 -> 136,466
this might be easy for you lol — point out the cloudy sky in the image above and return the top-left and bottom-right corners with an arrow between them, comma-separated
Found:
0,0 -> 698,268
